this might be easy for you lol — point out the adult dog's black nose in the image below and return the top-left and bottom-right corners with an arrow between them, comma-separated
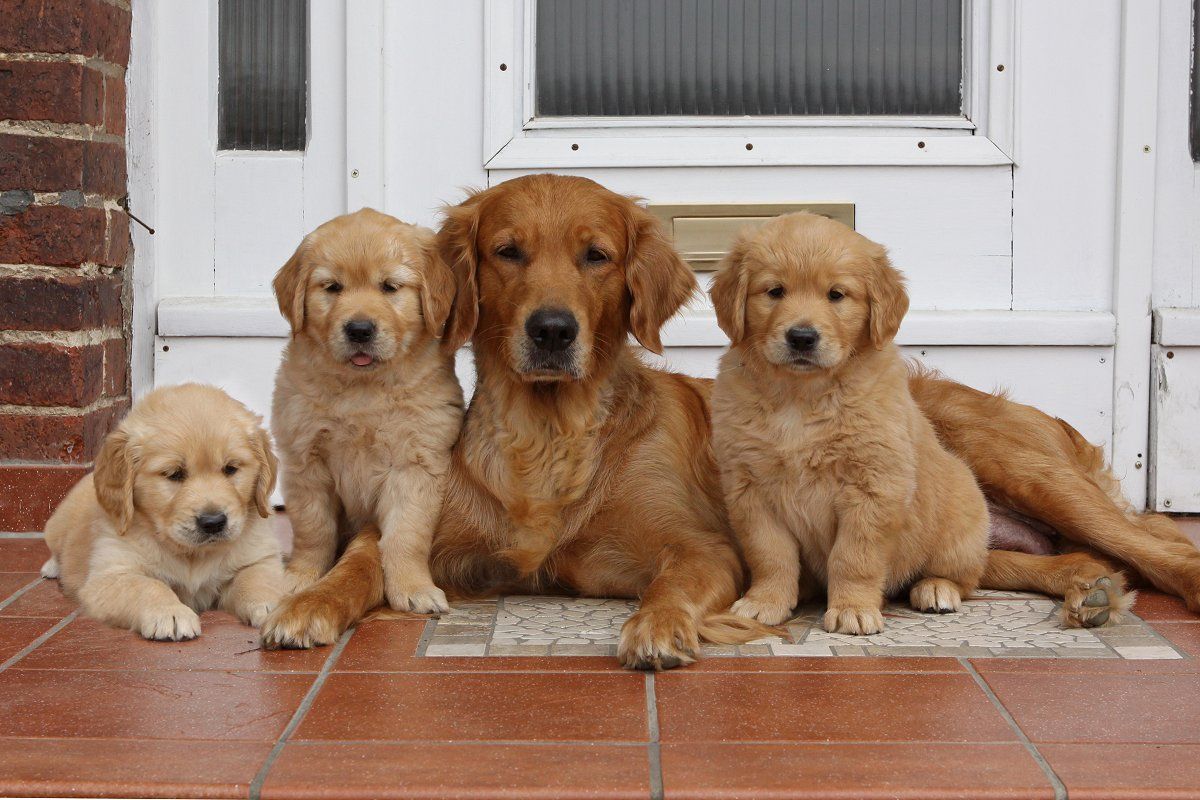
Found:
344,320 -> 376,344
525,308 -> 579,352
196,511 -> 227,537
786,326 -> 820,352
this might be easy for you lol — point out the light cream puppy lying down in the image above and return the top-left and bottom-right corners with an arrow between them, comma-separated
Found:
42,383 -> 284,640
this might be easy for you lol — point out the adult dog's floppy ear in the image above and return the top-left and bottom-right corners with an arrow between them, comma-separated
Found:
273,238 -> 311,334
415,228 -> 456,339
865,246 -> 909,348
250,426 -> 278,519
623,203 -> 697,354
437,195 -> 483,352
93,426 -> 134,535
710,235 -> 753,345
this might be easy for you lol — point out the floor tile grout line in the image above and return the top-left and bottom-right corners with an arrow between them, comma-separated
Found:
0,576 -> 44,612
959,657 -> 1068,800
0,610 -> 79,673
645,673 -> 663,800
0,532 -> 46,538
248,627 -> 355,800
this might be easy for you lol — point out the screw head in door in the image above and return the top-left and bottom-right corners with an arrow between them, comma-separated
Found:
1135,461 -> 1143,469
1143,145 -> 1152,153
996,64 -> 1005,72
351,169 -> 360,179
1165,499 -> 1173,508
499,63 -> 508,71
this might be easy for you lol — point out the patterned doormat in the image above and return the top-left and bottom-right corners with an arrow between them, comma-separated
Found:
418,591 -> 1185,660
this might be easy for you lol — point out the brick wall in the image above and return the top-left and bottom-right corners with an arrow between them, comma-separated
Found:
0,0 -> 132,531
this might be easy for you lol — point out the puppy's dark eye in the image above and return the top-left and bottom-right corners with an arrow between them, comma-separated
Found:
381,281 -> 398,294
166,468 -> 186,482
828,289 -> 845,302
585,247 -> 609,264
223,464 -> 239,477
767,286 -> 785,299
496,244 -> 522,261
324,282 -> 343,294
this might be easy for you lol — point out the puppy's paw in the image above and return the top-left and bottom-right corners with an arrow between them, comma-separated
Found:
618,606 -> 699,671
260,593 -> 342,650
238,600 -> 277,629
730,594 -> 793,626
281,566 -> 321,596
386,582 -> 449,615
40,556 -> 59,580
823,605 -> 885,636
909,578 -> 963,615
1061,572 -> 1134,629
139,605 -> 202,641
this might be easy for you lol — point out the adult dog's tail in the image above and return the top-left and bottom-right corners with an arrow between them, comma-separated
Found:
698,612 -> 788,646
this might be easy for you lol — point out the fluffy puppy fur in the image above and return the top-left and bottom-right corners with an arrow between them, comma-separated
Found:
260,208 -> 461,649
42,384 -> 284,640
712,213 -> 1130,633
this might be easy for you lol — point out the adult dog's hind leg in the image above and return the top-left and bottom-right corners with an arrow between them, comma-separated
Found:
982,549 -> 1132,628
261,524 -> 385,649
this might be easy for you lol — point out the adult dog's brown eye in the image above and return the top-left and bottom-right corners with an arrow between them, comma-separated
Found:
767,286 -> 785,299
324,282 -> 343,294
167,468 -> 186,482
585,247 -> 608,264
381,281 -> 398,294
496,244 -> 522,260
223,464 -> 239,477
828,289 -> 845,301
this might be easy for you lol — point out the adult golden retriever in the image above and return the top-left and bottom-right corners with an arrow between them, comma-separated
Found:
43,384 -> 284,640
712,213 -> 1129,634
259,209 -> 462,649
280,174 -> 1200,668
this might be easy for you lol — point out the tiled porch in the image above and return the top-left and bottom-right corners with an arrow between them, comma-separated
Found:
3,531 -> 1200,799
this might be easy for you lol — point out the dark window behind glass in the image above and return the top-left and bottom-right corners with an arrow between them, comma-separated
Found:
218,0 -> 308,151
535,0 -> 964,117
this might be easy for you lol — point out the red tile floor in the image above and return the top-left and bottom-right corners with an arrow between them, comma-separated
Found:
1,522 -> 1199,799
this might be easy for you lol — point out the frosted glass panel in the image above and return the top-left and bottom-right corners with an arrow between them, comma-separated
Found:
535,0 -> 963,117
218,0 -> 308,150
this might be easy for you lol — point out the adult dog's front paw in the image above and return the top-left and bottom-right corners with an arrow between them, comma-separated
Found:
1061,572 -> 1133,628
823,605 -> 885,636
139,605 -> 202,641
730,593 -> 793,626
260,593 -> 341,649
386,582 -> 449,615
618,607 -> 699,671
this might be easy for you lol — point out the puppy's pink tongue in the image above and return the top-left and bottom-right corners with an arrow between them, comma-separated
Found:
351,353 -> 374,366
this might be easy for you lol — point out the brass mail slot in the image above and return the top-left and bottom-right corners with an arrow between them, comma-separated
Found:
648,203 -> 856,271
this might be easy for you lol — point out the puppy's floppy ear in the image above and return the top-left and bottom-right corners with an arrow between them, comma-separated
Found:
249,426 -> 278,519
710,234 -> 753,345
623,202 -> 697,354
436,195 -> 483,352
93,426 -> 134,535
865,246 -> 909,348
415,228 -> 456,339
273,238 -> 311,334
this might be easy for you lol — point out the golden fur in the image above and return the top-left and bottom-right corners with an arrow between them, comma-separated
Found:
42,384 -> 284,640
711,213 -> 1132,632
259,209 -> 463,649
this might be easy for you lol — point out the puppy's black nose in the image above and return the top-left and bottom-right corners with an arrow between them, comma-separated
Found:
344,320 -> 376,344
525,308 -> 579,352
786,326 -> 820,352
196,512 -> 227,537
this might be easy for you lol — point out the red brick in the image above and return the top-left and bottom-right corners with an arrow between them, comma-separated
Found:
102,336 -> 126,396
103,73 -> 124,136
0,402 -> 122,463
0,133 -> 83,192
0,273 -> 122,331
0,60 -> 103,125
0,205 -> 106,267
1,0 -> 130,66
0,342 -> 103,407
82,140 -> 124,197
102,208 -> 129,267
0,464 -> 87,532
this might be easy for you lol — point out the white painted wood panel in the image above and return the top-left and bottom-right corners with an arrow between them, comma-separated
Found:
213,155 -> 305,296
1151,346 -> 1200,512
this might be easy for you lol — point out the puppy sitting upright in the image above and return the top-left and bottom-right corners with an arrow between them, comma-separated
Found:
42,384 -> 284,640
263,208 -> 461,646
710,213 -> 993,635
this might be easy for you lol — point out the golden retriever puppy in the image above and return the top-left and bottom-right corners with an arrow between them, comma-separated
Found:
260,208 -> 460,648
711,213 -> 1130,634
42,384 -> 284,640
